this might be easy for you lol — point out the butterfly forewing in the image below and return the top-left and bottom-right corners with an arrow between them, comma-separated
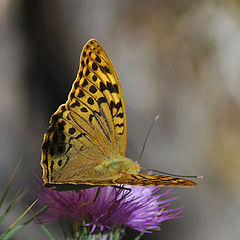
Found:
76,40 -> 127,156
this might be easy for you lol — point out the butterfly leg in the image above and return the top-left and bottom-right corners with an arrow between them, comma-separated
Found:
77,191 -> 81,201
78,186 -> 101,209
113,185 -> 132,200
107,186 -> 132,217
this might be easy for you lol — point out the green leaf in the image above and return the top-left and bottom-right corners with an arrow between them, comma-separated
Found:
7,199 -> 38,232
134,231 -> 144,240
39,223 -> 55,240
112,228 -> 125,240
81,220 -> 88,240
0,190 -> 24,226
0,159 -> 22,208
0,225 -> 23,240
59,219 -> 67,240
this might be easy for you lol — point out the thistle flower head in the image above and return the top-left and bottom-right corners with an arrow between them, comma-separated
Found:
33,175 -> 183,234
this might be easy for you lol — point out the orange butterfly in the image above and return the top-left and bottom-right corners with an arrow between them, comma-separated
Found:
41,39 -> 196,191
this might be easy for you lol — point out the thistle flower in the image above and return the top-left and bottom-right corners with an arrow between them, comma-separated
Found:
33,173 -> 183,239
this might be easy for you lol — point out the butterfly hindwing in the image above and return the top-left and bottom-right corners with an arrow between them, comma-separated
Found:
41,104 -> 106,184
43,174 -> 196,188
115,174 -> 196,187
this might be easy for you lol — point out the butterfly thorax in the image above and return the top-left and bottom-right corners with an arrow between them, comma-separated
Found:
94,157 -> 140,176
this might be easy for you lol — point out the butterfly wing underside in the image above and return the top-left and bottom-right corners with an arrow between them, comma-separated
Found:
41,39 -> 127,186
41,39 -> 197,189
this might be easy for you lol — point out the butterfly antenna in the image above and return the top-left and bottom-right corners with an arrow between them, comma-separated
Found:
137,115 -> 159,163
145,168 -> 203,179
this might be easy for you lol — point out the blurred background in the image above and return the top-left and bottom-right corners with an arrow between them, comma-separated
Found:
1,0 -> 240,239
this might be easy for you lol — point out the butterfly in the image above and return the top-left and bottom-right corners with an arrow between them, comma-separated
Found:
41,39 -> 196,191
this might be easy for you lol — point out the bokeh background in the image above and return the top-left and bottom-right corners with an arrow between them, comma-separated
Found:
1,0 -> 240,239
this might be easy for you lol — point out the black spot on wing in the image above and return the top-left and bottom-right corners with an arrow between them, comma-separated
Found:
76,132 -> 86,139
116,112 -> 124,118
113,84 -> 119,93
98,97 -> 107,105
109,100 -> 122,116
100,65 -> 110,74
87,97 -> 94,105
70,100 -> 80,108
115,123 -> 124,128
81,60 -> 85,68
95,55 -> 101,63
89,85 -> 97,93
52,132 -> 58,143
81,79 -> 88,87
81,107 -> 88,112
79,71 -> 83,79
61,106 -> 66,112
89,114 -> 94,124
78,90 -> 85,98
99,82 -> 107,92
107,82 -> 114,93
50,160 -> 54,172
85,68 -> 90,76
58,159 -> 62,166
92,62 -> 98,71
74,81 -> 79,90
92,75 -> 97,82
58,121 -> 66,131
51,112 -> 63,122
68,127 -> 76,135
